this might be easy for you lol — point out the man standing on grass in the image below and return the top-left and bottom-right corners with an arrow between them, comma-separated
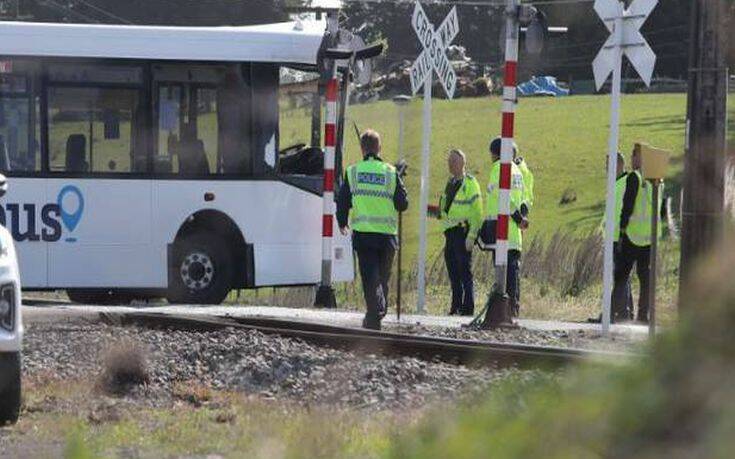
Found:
337,129 -> 408,330
487,137 -> 528,317
612,144 -> 664,323
591,152 -> 634,323
437,149 -> 483,316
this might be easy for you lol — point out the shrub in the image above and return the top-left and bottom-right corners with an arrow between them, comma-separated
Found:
98,340 -> 150,394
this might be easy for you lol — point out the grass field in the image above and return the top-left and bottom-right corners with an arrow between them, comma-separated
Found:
273,93 -> 699,321
333,93 -> 690,259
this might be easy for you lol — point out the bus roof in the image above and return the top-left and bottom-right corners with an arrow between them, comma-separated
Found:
0,20 -> 327,65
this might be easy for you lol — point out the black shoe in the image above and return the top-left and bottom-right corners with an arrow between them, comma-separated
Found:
362,317 -> 381,331
613,313 -> 633,323
459,307 -> 475,316
636,315 -> 649,324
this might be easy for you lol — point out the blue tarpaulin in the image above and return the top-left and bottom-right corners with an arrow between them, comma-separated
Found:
518,76 -> 569,97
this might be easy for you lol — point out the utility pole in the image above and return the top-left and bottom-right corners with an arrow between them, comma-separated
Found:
679,0 -> 729,302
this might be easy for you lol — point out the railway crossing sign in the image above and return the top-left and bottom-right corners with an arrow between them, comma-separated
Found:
409,2 -> 459,99
592,0 -> 657,90
593,0 -> 658,335
410,1 -> 462,313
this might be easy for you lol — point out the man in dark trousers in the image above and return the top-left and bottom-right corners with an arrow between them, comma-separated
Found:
611,152 -> 635,321
591,152 -> 634,323
337,129 -> 408,330
612,144 -> 663,323
438,149 -> 483,316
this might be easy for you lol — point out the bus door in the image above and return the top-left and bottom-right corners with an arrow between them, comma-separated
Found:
43,63 -> 158,288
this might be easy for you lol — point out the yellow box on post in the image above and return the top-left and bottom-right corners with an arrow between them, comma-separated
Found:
633,142 -> 671,338
635,142 -> 671,179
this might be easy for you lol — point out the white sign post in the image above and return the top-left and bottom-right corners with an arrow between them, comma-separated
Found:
592,0 -> 657,334
409,1 -> 459,314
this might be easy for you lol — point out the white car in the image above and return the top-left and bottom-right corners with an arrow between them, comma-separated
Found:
0,174 -> 22,425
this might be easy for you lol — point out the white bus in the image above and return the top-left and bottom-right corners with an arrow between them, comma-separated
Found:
0,20 -> 354,304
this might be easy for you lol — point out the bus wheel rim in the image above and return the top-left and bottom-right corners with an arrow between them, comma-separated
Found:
180,251 -> 214,291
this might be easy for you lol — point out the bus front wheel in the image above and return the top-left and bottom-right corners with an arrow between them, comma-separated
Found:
168,234 -> 233,305
0,352 -> 21,425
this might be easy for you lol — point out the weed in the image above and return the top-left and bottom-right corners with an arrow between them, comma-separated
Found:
98,340 -> 150,395
173,381 -> 213,407
559,187 -> 578,205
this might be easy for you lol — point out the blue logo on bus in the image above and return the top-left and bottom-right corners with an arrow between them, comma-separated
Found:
0,184 -> 84,243
57,185 -> 84,242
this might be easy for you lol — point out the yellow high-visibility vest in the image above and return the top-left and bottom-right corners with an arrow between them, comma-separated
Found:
626,170 -> 663,247
486,160 -> 525,251
439,174 -> 484,238
346,158 -> 398,235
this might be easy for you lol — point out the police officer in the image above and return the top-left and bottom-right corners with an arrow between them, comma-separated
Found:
611,152 -> 635,320
337,129 -> 408,330
487,137 -> 527,317
612,144 -> 663,323
438,149 -> 483,316
591,152 -> 634,323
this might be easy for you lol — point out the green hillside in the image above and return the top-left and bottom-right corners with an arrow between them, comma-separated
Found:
337,93 -> 689,261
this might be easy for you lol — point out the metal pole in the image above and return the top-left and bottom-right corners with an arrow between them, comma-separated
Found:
335,62 -> 353,182
649,180 -> 659,338
601,9 -> 624,336
416,77 -> 432,314
311,82 -> 322,147
396,103 -> 406,321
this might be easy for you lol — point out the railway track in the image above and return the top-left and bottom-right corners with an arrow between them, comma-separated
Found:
98,311 -> 633,369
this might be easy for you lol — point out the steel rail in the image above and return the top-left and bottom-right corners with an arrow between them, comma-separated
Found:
99,311 -> 633,369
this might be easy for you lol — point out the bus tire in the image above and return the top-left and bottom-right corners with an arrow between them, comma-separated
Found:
0,352 -> 21,425
168,234 -> 233,305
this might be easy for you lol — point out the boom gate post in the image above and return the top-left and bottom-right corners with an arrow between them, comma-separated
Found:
315,48 -> 354,309
482,0 -> 519,328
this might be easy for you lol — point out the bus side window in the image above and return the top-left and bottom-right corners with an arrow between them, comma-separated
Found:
250,63 -> 279,175
156,85 -> 218,176
156,64 -> 254,177
217,64 -> 252,176
47,86 -> 141,174
0,71 -> 41,173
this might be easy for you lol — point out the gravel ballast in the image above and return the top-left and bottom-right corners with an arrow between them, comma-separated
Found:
383,323 -> 644,353
22,321 -> 534,411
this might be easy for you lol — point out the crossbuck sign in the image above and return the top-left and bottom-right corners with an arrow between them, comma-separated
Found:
410,1 -> 461,313
409,2 -> 459,99
592,0 -> 657,90
592,0 -> 658,335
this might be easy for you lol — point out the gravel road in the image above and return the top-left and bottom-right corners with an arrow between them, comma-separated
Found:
22,320 -> 536,411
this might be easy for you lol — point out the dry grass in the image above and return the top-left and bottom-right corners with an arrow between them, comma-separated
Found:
172,381 -> 214,407
97,340 -> 150,395
5,376 -> 419,459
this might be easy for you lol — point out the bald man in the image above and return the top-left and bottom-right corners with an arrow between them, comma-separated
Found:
437,149 -> 483,315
